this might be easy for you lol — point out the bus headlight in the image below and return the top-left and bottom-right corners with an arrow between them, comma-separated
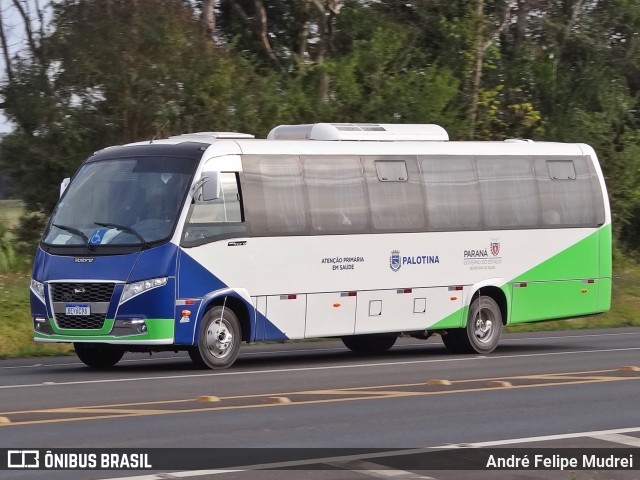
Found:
30,278 -> 46,304
120,277 -> 168,305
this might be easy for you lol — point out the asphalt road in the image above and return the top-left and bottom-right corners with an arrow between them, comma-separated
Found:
1,327 -> 639,480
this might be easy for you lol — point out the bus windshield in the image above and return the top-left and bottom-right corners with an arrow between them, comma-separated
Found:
43,156 -> 198,249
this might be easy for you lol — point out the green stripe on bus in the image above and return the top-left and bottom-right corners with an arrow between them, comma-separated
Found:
512,228 -> 606,283
36,318 -> 175,342
431,225 -> 612,329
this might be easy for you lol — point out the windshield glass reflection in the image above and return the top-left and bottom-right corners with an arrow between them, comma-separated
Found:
44,156 -> 198,248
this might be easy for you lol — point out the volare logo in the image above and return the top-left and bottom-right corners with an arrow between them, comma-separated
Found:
74,258 -> 94,263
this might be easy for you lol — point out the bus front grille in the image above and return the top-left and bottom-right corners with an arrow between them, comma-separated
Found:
55,313 -> 106,330
50,282 -> 115,303
50,282 -> 115,331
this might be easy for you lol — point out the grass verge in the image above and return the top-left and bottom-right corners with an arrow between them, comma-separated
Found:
0,199 -> 23,228
0,272 -> 73,358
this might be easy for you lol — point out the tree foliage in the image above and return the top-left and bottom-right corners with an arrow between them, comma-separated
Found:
0,0 -> 280,243
1,0 -> 640,253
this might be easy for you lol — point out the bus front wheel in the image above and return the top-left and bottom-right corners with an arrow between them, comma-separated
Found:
441,296 -> 502,354
189,306 -> 241,369
342,334 -> 398,353
74,342 -> 124,368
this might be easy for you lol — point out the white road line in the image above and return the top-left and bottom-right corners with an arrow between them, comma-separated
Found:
590,433 -> 640,447
238,331 -> 613,356
442,426 -> 640,448
113,471 -> 241,480
1,330 -> 638,371
100,450 -> 438,480
328,460 -> 436,479
503,331 -> 640,342
101,426 -> 640,480
245,330 -> 639,353
1,346 -> 640,390
0,355 -> 188,370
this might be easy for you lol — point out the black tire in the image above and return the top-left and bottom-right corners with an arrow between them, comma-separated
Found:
341,334 -> 398,354
441,296 -> 502,354
189,306 -> 242,369
441,330 -> 465,354
74,342 -> 124,369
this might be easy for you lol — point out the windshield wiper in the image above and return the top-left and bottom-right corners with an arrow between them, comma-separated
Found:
52,223 -> 93,250
94,222 -> 150,249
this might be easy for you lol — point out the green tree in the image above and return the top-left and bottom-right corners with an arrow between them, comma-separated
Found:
3,0 -> 640,255
525,1 -> 640,251
259,4 -> 460,128
0,0 -> 278,246
327,25 -> 459,126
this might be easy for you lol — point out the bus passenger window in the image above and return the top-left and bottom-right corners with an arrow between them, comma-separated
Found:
242,156 -> 307,234
421,157 -> 482,230
366,158 -> 425,231
535,158 -> 598,227
182,172 -> 246,244
477,157 -> 539,228
303,156 -> 369,233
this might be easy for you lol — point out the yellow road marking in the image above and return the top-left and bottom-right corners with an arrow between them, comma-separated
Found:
301,389 -> 419,397
519,374 -> 623,381
1,367 -> 637,427
51,407 -> 171,415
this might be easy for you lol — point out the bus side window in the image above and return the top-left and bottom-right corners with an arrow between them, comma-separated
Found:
421,156 -> 482,230
242,155 -> 307,234
477,156 -> 539,228
364,158 -> 425,231
302,156 -> 369,233
191,172 -> 241,223
535,158 -> 597,227
182,172 -> 246,244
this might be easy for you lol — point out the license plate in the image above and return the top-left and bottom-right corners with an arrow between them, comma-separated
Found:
66,304 -> 90,316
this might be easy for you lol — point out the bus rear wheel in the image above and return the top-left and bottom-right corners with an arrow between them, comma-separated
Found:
341,334 -> 398,353
441,296 -> 502,354
189,306 -> 241,369
74,342 -> 124,368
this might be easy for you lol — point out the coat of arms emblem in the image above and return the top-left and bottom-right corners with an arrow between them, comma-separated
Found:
490,240 -> 500,256
390,250 -> 401,272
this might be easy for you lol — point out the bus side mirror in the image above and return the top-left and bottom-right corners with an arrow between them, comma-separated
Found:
60,178 -> 70,198
200,171 -> 221,201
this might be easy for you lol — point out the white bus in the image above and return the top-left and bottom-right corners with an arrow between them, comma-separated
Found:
30,123 -> 612,369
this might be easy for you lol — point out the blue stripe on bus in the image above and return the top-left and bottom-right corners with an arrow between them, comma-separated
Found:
32,243 -> 180,282
32,246 -> 138,282
176,250 -> 288,344
31,245 -> 288,344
